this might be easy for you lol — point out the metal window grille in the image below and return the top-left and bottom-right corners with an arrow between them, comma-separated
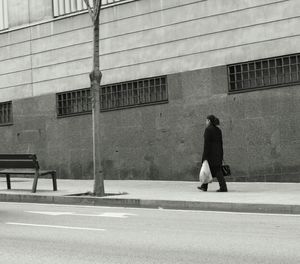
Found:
53,0 -> 129,17
228,53 -> 300,92
100,76 -> 168,111
0,0 -> 8,31
0,101 -> 12,125
56,88 -> 92,117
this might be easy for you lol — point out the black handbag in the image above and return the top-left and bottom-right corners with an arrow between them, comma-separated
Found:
221,163 -> 231,177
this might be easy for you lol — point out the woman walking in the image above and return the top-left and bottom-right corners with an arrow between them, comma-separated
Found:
198,115 -> 228,192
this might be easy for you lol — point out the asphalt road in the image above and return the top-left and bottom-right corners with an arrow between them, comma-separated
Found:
0,202 -> 299,264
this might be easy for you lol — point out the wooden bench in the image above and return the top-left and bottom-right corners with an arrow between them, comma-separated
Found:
0,154 -> 57,193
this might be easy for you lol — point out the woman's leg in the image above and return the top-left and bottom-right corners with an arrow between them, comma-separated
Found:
212,166 -> 228,191
200,183 -> 208,191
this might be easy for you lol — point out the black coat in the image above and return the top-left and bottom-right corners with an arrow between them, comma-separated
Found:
202,124 -> 224,167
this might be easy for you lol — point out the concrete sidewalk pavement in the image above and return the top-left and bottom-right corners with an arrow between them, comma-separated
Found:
0,178 -> 299,214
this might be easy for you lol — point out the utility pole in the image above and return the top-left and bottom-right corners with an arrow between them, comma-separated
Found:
83,0 -> 105,196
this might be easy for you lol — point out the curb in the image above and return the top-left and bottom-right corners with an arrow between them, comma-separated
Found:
1,193 -> 299,215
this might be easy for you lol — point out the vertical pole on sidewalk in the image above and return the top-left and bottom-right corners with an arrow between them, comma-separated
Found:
84,0 -> 105,196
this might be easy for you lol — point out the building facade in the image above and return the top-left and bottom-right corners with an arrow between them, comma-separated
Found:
0,0 -> 299,182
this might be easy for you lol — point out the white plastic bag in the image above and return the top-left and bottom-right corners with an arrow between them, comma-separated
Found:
199,160 -> 213,184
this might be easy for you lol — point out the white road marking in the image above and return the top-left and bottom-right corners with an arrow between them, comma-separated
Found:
26,211 -> 73,216
97,212 -> 136,218
1,202 -> 299,217
26,211 -> 137,218
21,204 -> 300,217
6,222 -> 106,231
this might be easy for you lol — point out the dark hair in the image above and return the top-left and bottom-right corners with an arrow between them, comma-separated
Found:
207,115 -> 220,126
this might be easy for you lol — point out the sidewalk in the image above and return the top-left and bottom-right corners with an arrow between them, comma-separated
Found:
0,178 -> 299,214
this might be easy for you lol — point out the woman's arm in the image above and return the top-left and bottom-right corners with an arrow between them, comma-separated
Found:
220,129 -> 224,161
202,128 -> 211,162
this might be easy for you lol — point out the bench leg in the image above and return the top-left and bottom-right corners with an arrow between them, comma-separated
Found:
52,172 -> 57,191
6,174 -> 11,189
32,172 -> 39,193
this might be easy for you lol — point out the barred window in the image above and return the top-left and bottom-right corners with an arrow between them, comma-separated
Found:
0,0 -> 8,31
53,0 -> 134,17
228,53 -> 300,92
0,101 -> 12,125
56,88 -> 92,117
100,76 -> 168,111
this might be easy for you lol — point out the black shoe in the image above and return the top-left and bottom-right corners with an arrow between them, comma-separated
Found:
216,189 -> 227,192
197,186 -> 207,192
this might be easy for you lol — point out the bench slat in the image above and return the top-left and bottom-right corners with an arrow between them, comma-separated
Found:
0,160 -> 36,169
0,169 -> 55,175
0,154 -> 36,160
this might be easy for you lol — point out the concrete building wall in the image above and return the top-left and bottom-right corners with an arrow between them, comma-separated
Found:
0,94 -> 93,179
1,66 -> 299,181
0,0 -> 300,181
1,0 -> 300,101
98,67 -> 300,181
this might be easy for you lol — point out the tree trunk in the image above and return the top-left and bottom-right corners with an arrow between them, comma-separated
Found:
90,11 -> 105,196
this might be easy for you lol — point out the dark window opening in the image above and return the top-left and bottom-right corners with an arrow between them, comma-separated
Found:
0,101 -> 13,125
56,88 -> 91,117
228,53 -> 300,92
100,76 -> 168,111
